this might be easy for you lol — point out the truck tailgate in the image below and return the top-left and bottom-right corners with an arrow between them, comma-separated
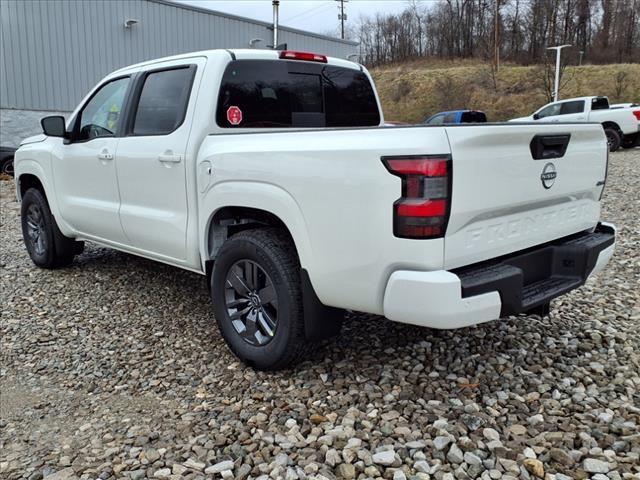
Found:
444,123 -> 608,270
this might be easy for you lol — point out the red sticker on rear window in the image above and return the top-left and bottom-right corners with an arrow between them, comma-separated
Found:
227,106 -> 243,126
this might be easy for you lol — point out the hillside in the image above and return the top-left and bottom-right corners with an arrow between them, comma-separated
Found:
371,61 -> 640,123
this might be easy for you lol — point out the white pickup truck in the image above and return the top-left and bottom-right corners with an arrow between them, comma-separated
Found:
15,49 -> 616,370
511,96 -> 640,151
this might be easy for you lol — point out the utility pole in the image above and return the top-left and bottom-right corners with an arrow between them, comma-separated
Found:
493,0 -> 500,71
547,45 -> 572,102
335,0 -> 348,39
272,0 -> 279,48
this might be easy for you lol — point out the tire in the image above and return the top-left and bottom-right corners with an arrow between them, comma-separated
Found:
621,134 -> 639,149
0,156 -> 14,177
211,228 -> 308,371
525,302 -> 551,317
604,128 -> 621,152
21,188 -> 84,268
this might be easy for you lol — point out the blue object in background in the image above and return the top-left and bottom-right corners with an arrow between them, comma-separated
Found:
424,110 -> 487,125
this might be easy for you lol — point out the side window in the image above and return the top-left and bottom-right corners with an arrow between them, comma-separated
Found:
444,113 -> 457,123
428,115 -> 445,125
560,100 -> 585,115
78,77 -> 130,141
537,103 -> 561,119
132,67 -> 195,136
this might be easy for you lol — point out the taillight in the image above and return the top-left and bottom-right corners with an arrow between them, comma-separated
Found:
382,155 -> 451,239
279,50 -> 327,63
632,110 -> 640,121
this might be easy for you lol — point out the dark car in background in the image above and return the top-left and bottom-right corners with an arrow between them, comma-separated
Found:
424,109 -> 487,125
1,146 -> 17,176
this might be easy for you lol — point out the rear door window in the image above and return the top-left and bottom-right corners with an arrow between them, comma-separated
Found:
132,66 -> 195,135
216,60 -> 380,128
427,115 -> 445,125
560,100 -> 585,115
444,113 -> 457,123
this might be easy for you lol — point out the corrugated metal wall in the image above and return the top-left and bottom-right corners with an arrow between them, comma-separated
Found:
0,0 -> 358,111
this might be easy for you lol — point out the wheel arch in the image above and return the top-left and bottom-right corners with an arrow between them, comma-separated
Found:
18,173 -> 46,200
206,206 -> 300,267
601,121 -> 622,133
199,182 -> 314,273
16,163 -> 74,237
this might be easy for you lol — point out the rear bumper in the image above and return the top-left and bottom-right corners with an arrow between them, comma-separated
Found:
383,222 -> 616,329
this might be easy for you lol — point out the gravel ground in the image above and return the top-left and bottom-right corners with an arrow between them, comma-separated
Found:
1,149 -> 639,480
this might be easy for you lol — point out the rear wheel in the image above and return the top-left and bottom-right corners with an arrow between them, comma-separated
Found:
604,128 -> 621,152
21,188 -> 84,268
211,228 -> 308,370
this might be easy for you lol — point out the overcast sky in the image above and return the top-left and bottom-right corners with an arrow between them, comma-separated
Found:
176,0 -> 419,37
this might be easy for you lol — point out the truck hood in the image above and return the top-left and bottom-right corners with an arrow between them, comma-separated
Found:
19,134 -> 47,146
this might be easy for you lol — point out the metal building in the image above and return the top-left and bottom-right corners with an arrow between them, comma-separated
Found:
0,0 -> 358,146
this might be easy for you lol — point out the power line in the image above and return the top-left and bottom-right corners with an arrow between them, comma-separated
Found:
281,2 -> 332,24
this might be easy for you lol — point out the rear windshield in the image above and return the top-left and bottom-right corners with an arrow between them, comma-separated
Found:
216,60 -> 380,128
592,97 -> 609,110
460,111 -> 487,123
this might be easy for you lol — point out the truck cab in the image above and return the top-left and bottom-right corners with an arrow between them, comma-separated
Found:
511,96 -> 640,151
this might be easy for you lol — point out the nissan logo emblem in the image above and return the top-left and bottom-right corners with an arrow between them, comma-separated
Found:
541,162 -> 557,189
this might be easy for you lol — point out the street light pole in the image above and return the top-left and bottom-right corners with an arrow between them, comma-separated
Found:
547,44 -> 572,102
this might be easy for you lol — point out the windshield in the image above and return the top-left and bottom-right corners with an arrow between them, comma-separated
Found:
216,60 -> 380,128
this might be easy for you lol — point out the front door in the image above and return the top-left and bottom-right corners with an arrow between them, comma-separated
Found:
53,76 -> 131,243
115,61 -> 201,261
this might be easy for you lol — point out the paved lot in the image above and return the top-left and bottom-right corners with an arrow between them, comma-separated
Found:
1,149 -> 639,480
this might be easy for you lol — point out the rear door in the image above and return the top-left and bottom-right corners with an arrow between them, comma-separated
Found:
558,100 -> 586,122
443,124 -> 607,269
115,58 -> 203,261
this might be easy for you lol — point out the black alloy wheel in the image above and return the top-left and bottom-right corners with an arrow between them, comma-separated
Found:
25,202 -> 47,257
224,259 -> 278,346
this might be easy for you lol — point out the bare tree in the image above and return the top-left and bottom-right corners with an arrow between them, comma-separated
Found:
354,0 -> 640,67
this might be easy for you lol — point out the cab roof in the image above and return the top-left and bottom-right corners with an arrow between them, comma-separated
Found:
112,49 -> 362,75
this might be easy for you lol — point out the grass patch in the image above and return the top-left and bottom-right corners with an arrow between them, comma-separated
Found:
372,63 -> 640,123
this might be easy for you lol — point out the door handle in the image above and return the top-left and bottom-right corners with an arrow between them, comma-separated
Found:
158,153 -> 183,163
530,134 -> 571,160
97,151 -> 113,161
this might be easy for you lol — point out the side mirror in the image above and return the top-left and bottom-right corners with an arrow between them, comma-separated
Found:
41,116 -> 67,137
532,113 -> 540,120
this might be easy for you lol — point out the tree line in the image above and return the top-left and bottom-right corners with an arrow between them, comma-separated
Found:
353,0 -> 640,67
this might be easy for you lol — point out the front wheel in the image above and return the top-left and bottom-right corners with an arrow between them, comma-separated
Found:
604,128 -> 621,152
21,188 -> 83,268
211,228 -> 308,370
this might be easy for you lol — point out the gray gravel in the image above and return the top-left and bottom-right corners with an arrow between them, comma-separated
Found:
1,149 -> 639,480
